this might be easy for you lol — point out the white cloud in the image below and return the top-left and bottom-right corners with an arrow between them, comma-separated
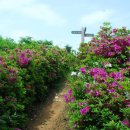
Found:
80,10 -> 114,25
0,0 -> 67,26
22,4 -> 67,26
0,0 -> 33,10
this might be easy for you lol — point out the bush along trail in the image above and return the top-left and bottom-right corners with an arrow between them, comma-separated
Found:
0,37 -> 76,130
64,23 -> 130,130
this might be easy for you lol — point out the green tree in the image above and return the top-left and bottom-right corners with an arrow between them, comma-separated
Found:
65,44 -> 72,53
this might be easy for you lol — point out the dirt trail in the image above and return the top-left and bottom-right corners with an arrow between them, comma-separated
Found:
27,81 -> 70,130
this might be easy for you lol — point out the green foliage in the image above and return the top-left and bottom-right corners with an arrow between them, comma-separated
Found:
65,44 -> 72,53
66,23 -> 130,129
0,36 -> 76,130
0,36 -> 17,50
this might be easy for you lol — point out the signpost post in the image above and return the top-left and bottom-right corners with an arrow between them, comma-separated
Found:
71,27 -> 94,43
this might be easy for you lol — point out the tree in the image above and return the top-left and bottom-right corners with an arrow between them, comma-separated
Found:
65,44 -> 72,53
19,36 -> 33,44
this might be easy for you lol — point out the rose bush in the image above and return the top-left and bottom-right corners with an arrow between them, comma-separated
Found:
0,37 -> 76,130
65,23 -> 130,130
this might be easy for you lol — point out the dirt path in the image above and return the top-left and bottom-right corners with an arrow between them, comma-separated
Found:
27,80 -> 70,130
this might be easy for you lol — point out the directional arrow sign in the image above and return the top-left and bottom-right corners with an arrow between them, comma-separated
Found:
71,27 -> 94,43
71,31 -> 82,34
84,34 -> 94,37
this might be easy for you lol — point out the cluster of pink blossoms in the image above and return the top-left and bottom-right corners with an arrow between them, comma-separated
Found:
79,67 -> 125,97
79,67 -> 86,74
64,89 -> 74,103
0,56 -> 18,82
88,68 -> 124,83
122,119 -> 130,128
94,36 -> 130,58
80,106 -> 90,115
17,50 -> 32,67
88,68 -> 108,83
124,99 -> 130,107
109,72 -> 124,81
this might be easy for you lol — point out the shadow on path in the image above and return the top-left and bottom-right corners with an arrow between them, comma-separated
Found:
27,79 -> 70,130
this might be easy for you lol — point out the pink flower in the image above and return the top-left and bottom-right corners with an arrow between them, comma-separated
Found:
17,51 -> 33,67
124,99 -> 130,107
108,52 -> 115,57
127,103 -> 130,107
124,99 -> 130,104
118,85 -> 123,90
89,90 -> 94,95
68,89 -> 72,95
78,102 -> 83,106
95,90 -> 100,96
122,119 -> 130,128
79,67 -> 86,74
28,57 -> 32,61
19,57 -> 29,65
86,89 -> 90,94
64,90 -> 74,103
117,59 -> 121,64
111,82 -> 117,87
113,44 -> 122,52
115,93 -> 119,98
9,68 -> 17,74
86,83 -> 91,89
94,36 -> 130,58
109,72 -> 123,81
107,89 -> 115,94
26,49 -> 32,55
64,94 -> 69,103
88,68 -> 108,82
19,52 -> 26,58
80,106 -> 90,115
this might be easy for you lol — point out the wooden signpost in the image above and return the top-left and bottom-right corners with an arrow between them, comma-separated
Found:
71,27 -> 94,43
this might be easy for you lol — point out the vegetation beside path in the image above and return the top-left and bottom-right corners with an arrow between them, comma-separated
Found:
0,37 -> 76,130
65,23 -> 130,130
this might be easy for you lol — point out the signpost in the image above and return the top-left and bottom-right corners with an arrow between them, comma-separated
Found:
71,27 -> 94,43
84,34 -> 94,37
71,31 -> 82,34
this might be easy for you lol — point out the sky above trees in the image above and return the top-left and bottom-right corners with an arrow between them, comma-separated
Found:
0,0 -> 130,50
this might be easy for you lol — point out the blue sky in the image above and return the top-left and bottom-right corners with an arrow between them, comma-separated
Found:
0,0 -> 130,50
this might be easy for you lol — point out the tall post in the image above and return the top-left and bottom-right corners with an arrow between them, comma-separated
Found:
71,27 -> 94,43
81,27 -> 85,43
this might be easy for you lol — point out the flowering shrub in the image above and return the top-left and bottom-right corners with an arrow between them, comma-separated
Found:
64,89 -> 74,103
65,23 -> 130,130
88,68 -> 108,83
0,37 -> 76,130
94,36 -> 130,67
80,106 -> 90,115
17,50 -> 32,67
79,67 -> 86,74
